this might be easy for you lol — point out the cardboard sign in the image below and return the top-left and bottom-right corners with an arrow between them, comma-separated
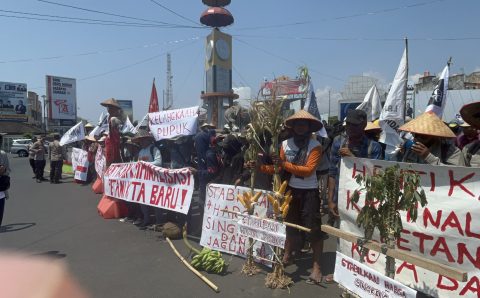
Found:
103,162 -> 194,215
200,184 -> 275,265
334,252 -> 417,298
72,148 -> 89,181
95,146 -> 106,177
338,157 -> 480,298
148,106 -> 198,141
238,214 -> 286,249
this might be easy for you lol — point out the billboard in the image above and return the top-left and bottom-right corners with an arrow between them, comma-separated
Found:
117,100 -> 133,122
46,75 -> 76,121
0,81 -> 28,122
339,101 -> 361,121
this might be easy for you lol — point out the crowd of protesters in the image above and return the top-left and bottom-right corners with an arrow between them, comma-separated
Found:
2,97 -> 479,287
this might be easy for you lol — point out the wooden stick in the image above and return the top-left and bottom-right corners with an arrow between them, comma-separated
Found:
165,237 -> 220,293
219,209 -> 312,232
321,225 -> 468,282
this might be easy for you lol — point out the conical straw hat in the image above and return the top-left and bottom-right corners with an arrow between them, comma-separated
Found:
399,112 -> 455,138
460,101 -> 480,129
365,121 -> 381,131
100,98 -> 121,109
284,110 -> 323,132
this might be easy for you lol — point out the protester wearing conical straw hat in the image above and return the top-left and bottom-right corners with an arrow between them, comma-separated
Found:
259,109 -> 327,284
460,101 -> 480,167
131,129 -> 162,229
100,98 -> 123,166
398,112 -> 466,166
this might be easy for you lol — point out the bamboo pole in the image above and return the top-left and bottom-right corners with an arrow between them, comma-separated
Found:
165,237 -> 220,293
321,225 -> 468,282
220,209 -> 311,232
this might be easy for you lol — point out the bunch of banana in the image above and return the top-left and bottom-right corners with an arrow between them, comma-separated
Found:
190,248 -> 227,274
237,191 -> 262,211
266,180 -> 293,218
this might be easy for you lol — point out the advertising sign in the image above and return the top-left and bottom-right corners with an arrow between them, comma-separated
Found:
0,81 -> 28,122
117,100 -> 133,122
46,75 -> 76,120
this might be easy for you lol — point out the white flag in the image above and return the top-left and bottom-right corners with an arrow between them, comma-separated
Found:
425,64 -> 449,118
121,116 -> 136,134
60,121 -> 85,146
89,112 -> 109,137
379,47 -> 408,154
356,84 -> 382,121
303,81 -> 327,138
133,114 -> 148,134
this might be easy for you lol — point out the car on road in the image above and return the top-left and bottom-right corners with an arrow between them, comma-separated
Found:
10,139 -> 32,157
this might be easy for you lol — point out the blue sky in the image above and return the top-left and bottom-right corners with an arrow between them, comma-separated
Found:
0,0 -> 478,122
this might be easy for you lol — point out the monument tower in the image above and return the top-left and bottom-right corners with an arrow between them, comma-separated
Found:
200,0 -> 238,127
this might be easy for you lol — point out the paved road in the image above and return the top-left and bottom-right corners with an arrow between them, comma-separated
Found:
0,155 -> 343,297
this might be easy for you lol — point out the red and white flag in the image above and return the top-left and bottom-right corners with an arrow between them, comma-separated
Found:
148,78 -> 159,113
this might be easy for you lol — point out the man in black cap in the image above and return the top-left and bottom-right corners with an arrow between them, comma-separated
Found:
327,109 -> 382,218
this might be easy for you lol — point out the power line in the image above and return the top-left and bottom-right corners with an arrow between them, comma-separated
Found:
0,13 -> 200,28
0,8 -> 196,28
37,0 -> 201,28
0,37 -> 200,64
233,34 -> 480,42
234,0 -> 448,31
28,38 -> 201,90
149,0 -> 201,26
233,37 -> 345,82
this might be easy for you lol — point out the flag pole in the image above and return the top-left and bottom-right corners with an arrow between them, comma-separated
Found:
403,37 -> 409,122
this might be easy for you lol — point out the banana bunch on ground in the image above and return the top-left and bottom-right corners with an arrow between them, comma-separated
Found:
266,180 -> 293,218
237,190 -> 262,211
191,248 -> 227,274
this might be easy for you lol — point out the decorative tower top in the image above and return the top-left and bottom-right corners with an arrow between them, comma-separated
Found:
200,0 -> 234,28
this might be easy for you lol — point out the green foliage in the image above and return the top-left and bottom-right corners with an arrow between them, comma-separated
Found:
352,165 -> 428,241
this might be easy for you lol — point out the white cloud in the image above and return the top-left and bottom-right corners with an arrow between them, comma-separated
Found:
409,73 -> 422,85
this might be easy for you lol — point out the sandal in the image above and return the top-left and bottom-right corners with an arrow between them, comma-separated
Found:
306,277 -> 323,286
323,274 -> 335,284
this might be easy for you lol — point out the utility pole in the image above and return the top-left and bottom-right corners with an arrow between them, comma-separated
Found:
41,95 -> 48,134
165,53 -> 173,110
328,89 -> 331,123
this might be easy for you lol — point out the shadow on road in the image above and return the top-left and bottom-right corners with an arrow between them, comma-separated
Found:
0,223 -> 36,233
32,250 -> 67,259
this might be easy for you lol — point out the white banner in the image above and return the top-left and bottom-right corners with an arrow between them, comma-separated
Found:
379,47 -> 407,153
238,214 -> 286,249
338,157 -> 480,298
148,106 -> 198,141
356,84 -> 382,122
103,162 -> 194,215
425,64 -> 449,118
46,75 -> 76,120
95,146 -> 106,177
200,184 -> 274,265
60,121 -> 85,146
334,252 -> 417,298
72,148 -> 89,181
